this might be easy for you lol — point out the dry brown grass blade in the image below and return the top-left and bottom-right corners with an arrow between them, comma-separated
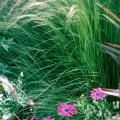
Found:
105,42 -> 120,50
96,3 -> 120,22
101,88 -> 120,97
97,42 -> 120,65
12,113 -> 21,120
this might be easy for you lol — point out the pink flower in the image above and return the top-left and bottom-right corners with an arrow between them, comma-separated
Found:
57,103 -> 77,117
90,88 -> 107,101
42,116 -> 55,120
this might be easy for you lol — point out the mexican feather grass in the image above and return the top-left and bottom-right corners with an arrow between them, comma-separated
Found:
0,0 -> 120,119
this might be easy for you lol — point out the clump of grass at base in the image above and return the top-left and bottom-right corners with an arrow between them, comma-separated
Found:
0,0 -> 116,119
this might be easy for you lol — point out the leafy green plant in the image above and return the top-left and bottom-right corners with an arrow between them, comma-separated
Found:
0,73 -> 34,120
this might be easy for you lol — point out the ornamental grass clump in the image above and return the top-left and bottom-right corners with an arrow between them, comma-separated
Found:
0,0 -> 120,119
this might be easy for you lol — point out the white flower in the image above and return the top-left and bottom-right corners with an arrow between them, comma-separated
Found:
2,114 -> 10,120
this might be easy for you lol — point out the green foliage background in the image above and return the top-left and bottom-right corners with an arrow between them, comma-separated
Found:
0,0 -> 120,119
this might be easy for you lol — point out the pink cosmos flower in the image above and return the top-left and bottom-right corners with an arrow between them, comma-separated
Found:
42,116 -> 55,120
57,103 -> 77,117
90,88 -> 107,101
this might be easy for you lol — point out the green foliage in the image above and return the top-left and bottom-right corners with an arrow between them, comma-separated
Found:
0,74 -> 30,120
0,0 -> 119,119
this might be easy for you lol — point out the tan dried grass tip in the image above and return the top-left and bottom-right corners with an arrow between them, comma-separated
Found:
27,99 -> 35,106
25,2 -> 48,9
96,3 -> 120,22
67,5 -> 77,21
0,76 -> 19,102
2,114 -> 10,120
